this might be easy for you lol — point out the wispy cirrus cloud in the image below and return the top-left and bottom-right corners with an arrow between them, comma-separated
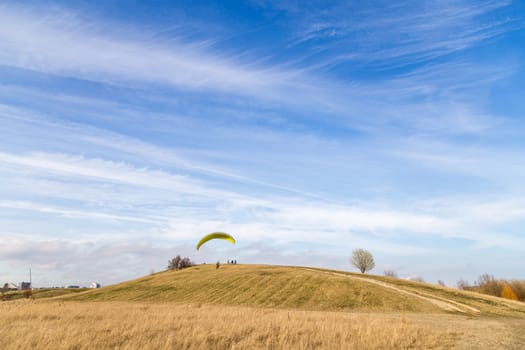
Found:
278,0 -> 519,67
3,148 -> 525,246
0,3 -> 515,137
0,201 -> 159,224
0,4 -> 305,104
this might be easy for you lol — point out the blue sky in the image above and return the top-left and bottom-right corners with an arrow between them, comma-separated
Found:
1,0 -> 524,287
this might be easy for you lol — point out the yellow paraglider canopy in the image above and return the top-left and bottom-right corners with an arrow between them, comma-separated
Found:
196,232 -> 236,250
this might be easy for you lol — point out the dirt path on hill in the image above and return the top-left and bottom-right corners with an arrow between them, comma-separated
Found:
304,268 -> 480,314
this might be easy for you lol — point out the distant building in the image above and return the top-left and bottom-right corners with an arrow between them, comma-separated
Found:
3,283 -> 18,291
90,282 -> 101,289
18,282 -> 31,290
66,285 -> 80,289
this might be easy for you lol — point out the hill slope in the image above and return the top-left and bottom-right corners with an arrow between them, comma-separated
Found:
63,264 -> 525,317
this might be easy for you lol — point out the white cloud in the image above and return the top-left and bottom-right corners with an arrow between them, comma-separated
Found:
3,149 -> 525,246
0,201 -> 158,224
286,0 -> 517,65
0,235 -> 179,286
0,4 -> 512,136
0,151 -> 240,200
0,4 -> 306,105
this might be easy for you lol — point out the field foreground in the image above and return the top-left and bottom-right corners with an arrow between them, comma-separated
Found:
5,265 -> 525,349
2,300 -> 525,349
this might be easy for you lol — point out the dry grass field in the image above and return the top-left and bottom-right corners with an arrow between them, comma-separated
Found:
0,300 -> 457,349
3,264 -> 525,349
3,287 -> 88,300
2,300 -> 525,349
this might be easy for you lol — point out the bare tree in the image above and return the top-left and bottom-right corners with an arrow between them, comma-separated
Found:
180,257 -> 193,269
168,255 -> 194,271
351,249 -> 375,274
437,280 -> 446,287
168,255 -> 182,270
476,274 -> 502,297
410,276 -> 425,283
384,270 -> 398,278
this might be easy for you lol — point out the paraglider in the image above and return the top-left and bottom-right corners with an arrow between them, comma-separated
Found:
196,232 -> 236,250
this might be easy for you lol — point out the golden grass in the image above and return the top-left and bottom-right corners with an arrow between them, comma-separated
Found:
3,288 -> 88,300
310,267 -> 525,317
60,264 -> 442,312
0,300 -> 459,350
59,265 -> 439,312
63,264 -> 525,317
4,265 -> 525,349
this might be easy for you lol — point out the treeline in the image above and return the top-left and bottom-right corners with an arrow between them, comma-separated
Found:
457,274 -> 525,301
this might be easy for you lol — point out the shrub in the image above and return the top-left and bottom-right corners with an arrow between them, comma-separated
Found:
383,270 -> 398,278
501,283 -> 519,301
410,277 -> 425,283
476,274 -> 502,297
23,289 -> 33,299
456,279 -> 470,290
1,284 -> 10,301
509,280 -> 525,301
457,275 -> 525,302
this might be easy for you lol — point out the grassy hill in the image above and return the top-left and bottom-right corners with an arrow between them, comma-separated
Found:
62,264 -> 525,317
